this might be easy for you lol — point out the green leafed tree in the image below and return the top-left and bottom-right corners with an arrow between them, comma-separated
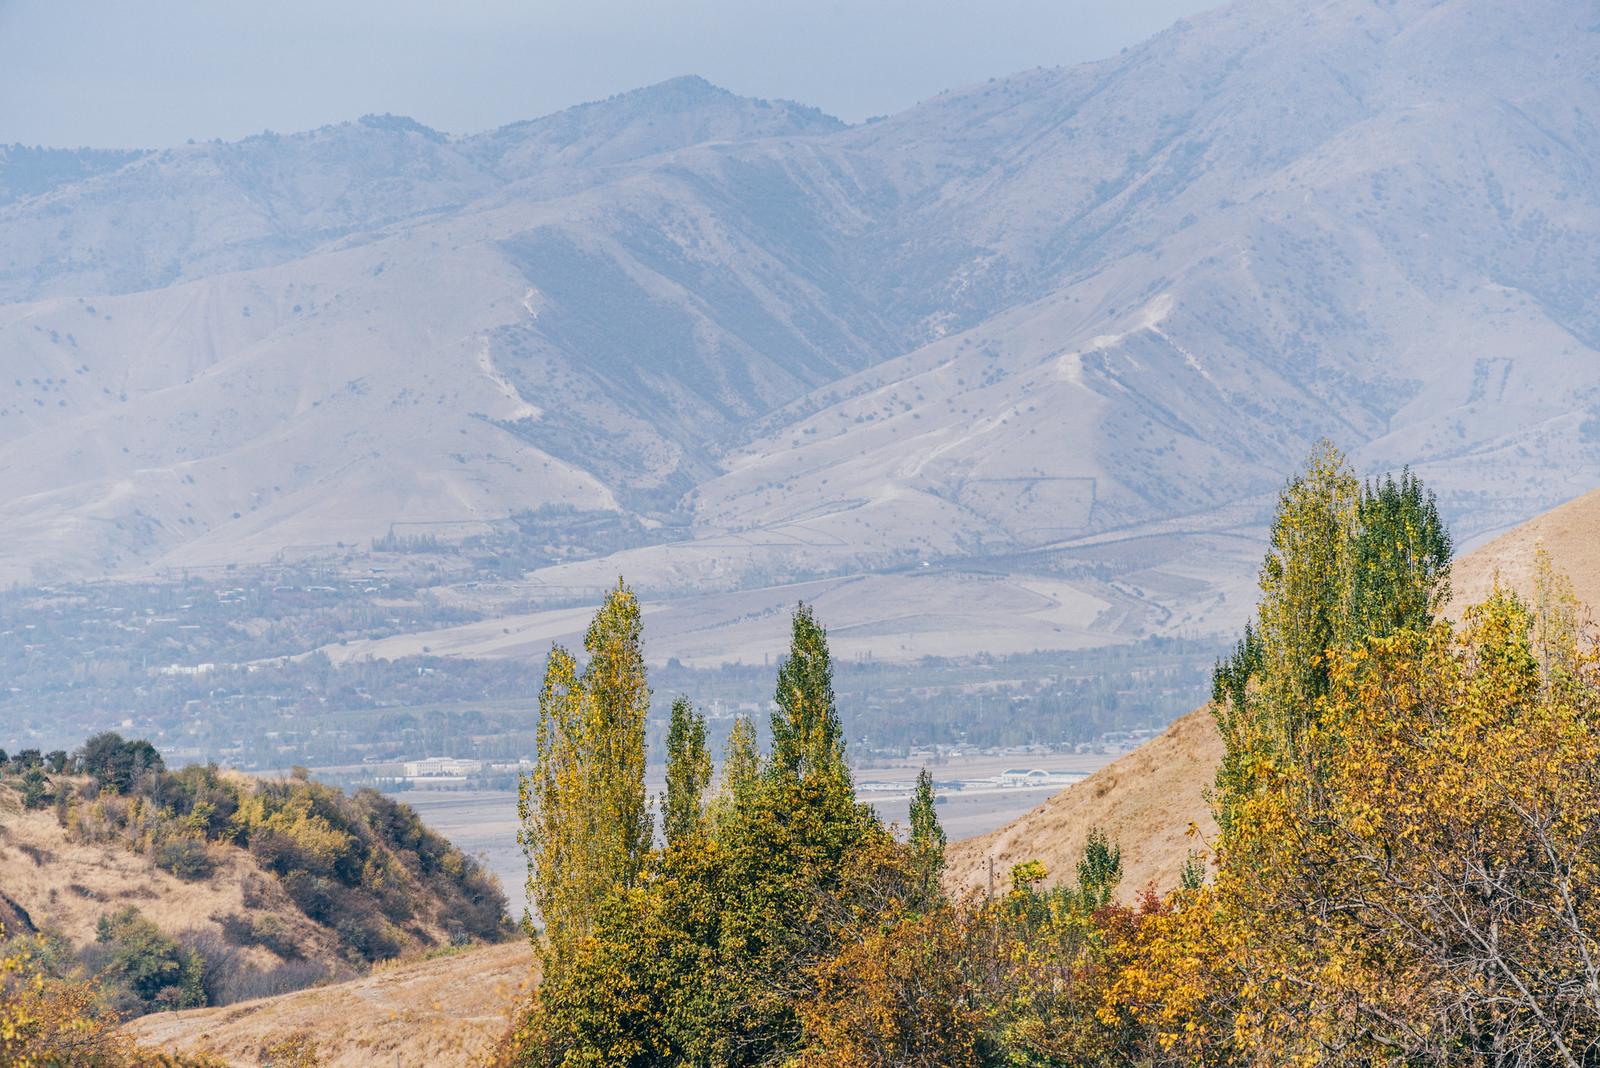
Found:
662,696 -> 711,848
1254,440 -> 1361,753
713,713 -> 762,825
519,580 -> 652,962
769,602 -> 848,786
79,732 -> 164,794
1212,445 -> 1456,842
1348,468 -> 1452,643
909,767 -> 946,895
506,600 -> 900,1068
1075,827 -> 1122,911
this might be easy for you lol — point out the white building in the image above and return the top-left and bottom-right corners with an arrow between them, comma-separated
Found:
997,768 -> 1053,788
403,756 -> 483,778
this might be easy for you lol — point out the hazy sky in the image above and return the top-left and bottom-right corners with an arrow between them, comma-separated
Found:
0,0 -> 1217,148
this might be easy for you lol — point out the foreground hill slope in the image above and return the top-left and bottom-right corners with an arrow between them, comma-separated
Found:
944,706 -> 1223,900
124,941 -> 536,1068
1451,488 -> 1600,615
947,486 -> 1600,898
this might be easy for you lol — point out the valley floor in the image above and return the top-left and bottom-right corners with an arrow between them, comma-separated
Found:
403,749 -> 1121,904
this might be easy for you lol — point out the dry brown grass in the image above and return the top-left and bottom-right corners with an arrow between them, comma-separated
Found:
943,706 -> 1222,900
0,786 -> 342,971
124,941 -> 537,1068
1450,488 -> 1600,618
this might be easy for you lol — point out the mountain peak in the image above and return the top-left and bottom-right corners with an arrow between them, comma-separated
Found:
466,75 -> 842,176
355,113 -> 447,143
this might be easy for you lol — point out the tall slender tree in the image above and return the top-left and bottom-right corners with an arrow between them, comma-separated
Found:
769,603 -> 848,784
662,696 -> 711,848
519,580 -> 652,961
720,714 -> 761,808
1214,447 -> 1456,837
908,767 -> 946,896
1348,468 -> 1452,642
1254,440 -> 1360,754
520,645 -> 584,946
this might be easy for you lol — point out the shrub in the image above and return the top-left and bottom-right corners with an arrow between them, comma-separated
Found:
154,836 -> 216,881
218,912 -> 302,960
2,921 -> 223,1066
182,929 -> 330,1006
261,1032 -> 322,1068
333,909 -> 404,963
91,906 -> 206,1015
19,766 -> 51,810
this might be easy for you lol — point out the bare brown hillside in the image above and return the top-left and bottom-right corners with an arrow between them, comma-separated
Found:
948,487 -> 1600,900
124,941 -> 536,1068
1450,489 -> 1600,617
943,707 -> 1222,901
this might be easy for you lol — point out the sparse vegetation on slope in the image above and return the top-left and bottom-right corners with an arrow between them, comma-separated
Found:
0,734 -> 514,1034
943,705 -> 1222,902
53,735 -> 514,969
1,920 -> 221,1067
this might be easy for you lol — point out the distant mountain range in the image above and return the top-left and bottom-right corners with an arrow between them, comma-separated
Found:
4,0 -> 1599,662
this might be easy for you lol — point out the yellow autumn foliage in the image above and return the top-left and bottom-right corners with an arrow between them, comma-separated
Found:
1119,583 -> 1600,1063
0,923 -> 219,1067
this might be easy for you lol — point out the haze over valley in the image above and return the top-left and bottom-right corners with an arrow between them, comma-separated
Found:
5,0 -> 1600,693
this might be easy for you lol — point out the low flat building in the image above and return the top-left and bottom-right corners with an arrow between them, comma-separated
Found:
403,756 -> 483,778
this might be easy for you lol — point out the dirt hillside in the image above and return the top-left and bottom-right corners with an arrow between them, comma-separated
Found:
0,784 -> 346,970
947,487 -> 1600,900
943,706 -> 1223,901
124,941 -> 536,1068
1450,488 -> 1600,617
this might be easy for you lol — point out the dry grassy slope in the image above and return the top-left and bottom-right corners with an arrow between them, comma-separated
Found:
125,941 -> 536,1068
943,707 -> 1223,902
1450,488 -> 1600,619
0,783 -> 344,968
947,487 -> 1600,900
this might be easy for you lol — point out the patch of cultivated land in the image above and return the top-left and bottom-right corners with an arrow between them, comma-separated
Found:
124,941 -> 536,1068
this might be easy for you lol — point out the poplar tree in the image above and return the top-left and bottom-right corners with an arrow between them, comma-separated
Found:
1254,440 -> 1360,752
719,714 -> 761,811
908,767 -> 946,897
582,580 -> 652,877
519,580 -> 652,959
662,696 -> 711,848
1213,445 -> 1456,836
520,646 -> 584,945
769,603 -> 848,784
1348,468 -> 1452,642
